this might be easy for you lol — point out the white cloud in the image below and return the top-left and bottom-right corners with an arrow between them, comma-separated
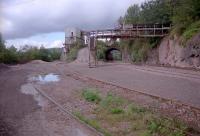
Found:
6,39 -> 63,49
1,0 -> 145,40
48,40 -> 63,48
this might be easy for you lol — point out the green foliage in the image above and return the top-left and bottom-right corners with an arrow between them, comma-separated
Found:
0,34 -> 6,63
172,0 -> 200,40
0,36 -> 61,64
147,118 -> 186,136
82,88 -> 101,103
172,0 -> 200,26
67,43 -> 83,61
124,4 -> 141,24
140,0 -> 171,24
67,47 -> 78,61
96,40 -> 107,60
120,0 -> 200,60
3,46 -> 19,64
120,0 -> 174,63
110,108 -> 124,114
127,104 -> 146,114
123,0 -> 171,24
100,93 -> 124,109
50,48 -> 61,60
182,21 -> 200,41
129,39 -> 149,62
80,88 -> 192,136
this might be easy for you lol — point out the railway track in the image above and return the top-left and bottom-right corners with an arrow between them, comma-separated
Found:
118,64 -> 200,81
33,86 -> 104,136
31,63 -> 200,136
68,70 -> 200,112
65,71 -> 200,136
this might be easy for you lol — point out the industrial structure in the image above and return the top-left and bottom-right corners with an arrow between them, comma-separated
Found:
64,24 -> 171,67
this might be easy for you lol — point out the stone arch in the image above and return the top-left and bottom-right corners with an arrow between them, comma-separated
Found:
105,47 -> 122,61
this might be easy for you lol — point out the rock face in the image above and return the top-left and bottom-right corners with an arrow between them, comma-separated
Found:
158,34 -> 200,69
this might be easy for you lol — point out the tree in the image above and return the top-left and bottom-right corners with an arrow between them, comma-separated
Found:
118,16 -> 124,26
0,34 -> 5,52
140,0 -> 171,24
173,0 -> 200,25
124,4 -> 141,24
0,34 -> 6,63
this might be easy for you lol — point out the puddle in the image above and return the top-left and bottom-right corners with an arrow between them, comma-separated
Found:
20,73 -> 60,107
20,83 -> 47,107
29,73 -> 60,84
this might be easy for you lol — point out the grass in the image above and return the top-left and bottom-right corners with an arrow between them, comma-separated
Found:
79,88 -> 189,136
82,88 -> 101,103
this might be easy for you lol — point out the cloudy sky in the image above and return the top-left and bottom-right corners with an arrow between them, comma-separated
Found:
1,0 -> 145,48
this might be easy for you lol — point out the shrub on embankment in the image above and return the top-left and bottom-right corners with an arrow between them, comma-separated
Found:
0,35 -> 61,64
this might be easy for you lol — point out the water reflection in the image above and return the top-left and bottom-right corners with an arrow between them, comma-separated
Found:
29,73 -> 60,84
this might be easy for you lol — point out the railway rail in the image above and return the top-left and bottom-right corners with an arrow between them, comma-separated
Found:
33,86 -> 104,136
69,71 -> 200,112
66,71 -> 200,136
31,64 -> 200,136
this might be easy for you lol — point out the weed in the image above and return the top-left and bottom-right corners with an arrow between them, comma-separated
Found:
100,93 -> 124,109
110,108 -> 124,114
127,104 -> 146,114
82,88 -> 101,103
147,118 -> 186,136
80,89 -> 190,136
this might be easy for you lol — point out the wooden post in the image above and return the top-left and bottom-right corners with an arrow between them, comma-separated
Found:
154,24 -> 156,36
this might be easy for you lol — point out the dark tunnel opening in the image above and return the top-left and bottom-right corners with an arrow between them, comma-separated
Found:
105,48 -> 122,61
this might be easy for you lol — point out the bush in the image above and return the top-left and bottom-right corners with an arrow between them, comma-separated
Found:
147,118 -> 186,136
129,39 -> 149,63
96,41 -> 107,60
82,88 -> 101,103
67,47 -> 79,61
67,43 -> 83,61
182,21 -> 200,41
0,42 -> 61,64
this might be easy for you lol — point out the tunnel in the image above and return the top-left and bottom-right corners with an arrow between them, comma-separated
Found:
105,48 -> 122,61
